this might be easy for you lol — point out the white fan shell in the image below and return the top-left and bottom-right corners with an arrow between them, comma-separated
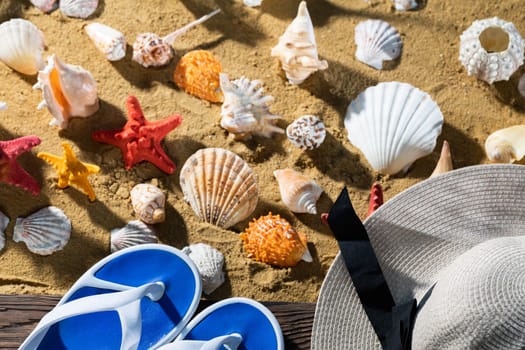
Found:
355,19 -> 402,70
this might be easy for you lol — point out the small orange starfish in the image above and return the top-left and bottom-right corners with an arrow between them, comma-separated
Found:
38,142 -> 100,201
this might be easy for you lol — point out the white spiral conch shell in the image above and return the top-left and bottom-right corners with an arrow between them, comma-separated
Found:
0,19 -> 45,75
30,0 -> 58,13
344,82 -> 444,175
180,148 -> 258,228
182,243 -> 225,295
85,22 -> 126,61
274,168 -> 323,214
271,1 -> 328,84
13,206 -> 71,255
485,125 -> 525,163
459,17 -> 525,84
392,0 -> 418,11
110,220 -> 158,253
354,19 -> 402,70
130,183 -> 166,224
286,115 -> 326,150
33,55 -> 99,129
60,0 -> 99,18
0,211 -> 8,252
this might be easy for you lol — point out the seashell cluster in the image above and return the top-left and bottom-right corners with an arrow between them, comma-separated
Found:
13,206 -> 71,255
392,0 -> 418,11
485,125 -> 525,163
459,17 -> 525,84
180,148 -> 258,228
271,1 -> 328,84
110,220 -> 158,253
220,73 -> 283,140
344,82 -> 444,175
0,211 -> 8,252
354,19 -> 402,70
30,0 -> 58,13
60,0 -> 99,19
33,55 -> 99,129
286,115 -> 326,150
430,140 -> 453,177
84,22 -> 126,61
273,168 -> 323,214
0,19 -> 45,75
182,243 -> 225,295
240,213 -> 312,267
130,183 -> 166,224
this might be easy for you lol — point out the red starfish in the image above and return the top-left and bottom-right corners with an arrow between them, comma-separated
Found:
92,96 -> 183,174
0,135 -> 41,195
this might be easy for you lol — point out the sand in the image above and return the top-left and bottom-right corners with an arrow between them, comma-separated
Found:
0,0 -> 523,302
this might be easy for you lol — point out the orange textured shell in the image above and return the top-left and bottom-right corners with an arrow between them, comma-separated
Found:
173,50 -> 223,103
240,213 -> 308,267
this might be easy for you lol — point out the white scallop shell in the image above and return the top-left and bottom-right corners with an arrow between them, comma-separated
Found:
355,19 -> 402,70
180,148 -> 258,228
286,115 -> 326,150
182,243 -> 225,295
60,0 -> 98,19
392,0 -> 418,11
0,102 -> 7,111
273,168 -> 323,214
30,0 -> 58,13
270,1 -> 328,84
344,82 -> 444,175
130,183 -> 166,224
13,206 -> 71,255
459,17 -> 525,84
0,19 -> 45,75
85,22 -> 126,61
110,220 -> 158,253
0,211 -> 8,252
33,54 -> 99,129
220,73 -> 283,140
485,125 -> 525,163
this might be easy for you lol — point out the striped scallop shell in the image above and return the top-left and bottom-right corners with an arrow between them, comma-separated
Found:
0,19 -> 45,75
182,243 -> 225,295
286,115 -> 326,150
130,183 -> 166,224
273,168 -> 323,214
60,0 -> 98,18
180,148 -> 258,228
485,125 -> 525,163
110,220 -> 158,253
13,206 -> 71,255
0,211 -> 8,252
355,19 -> 402,70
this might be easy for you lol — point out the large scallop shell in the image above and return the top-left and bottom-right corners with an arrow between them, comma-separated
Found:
84,22 -> 126,61
182,243 -> 225,295
130,183 -> 166,224
0,19 -> 45,75
240,213 -> 312,267
30,0 -> 58,13
485,125 -> 525,163
13,206 -> 71,255
110,220 -> 158,253
273,168 -> 323,214
0,211 -> 8,252
286,115 -> 326,150
354,19 -> 402,70
179,148 -> 258,228
344,82 -> 444,175
459,17 -> 524,84
60,0 -> 98,19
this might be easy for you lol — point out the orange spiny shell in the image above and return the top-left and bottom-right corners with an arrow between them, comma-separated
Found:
173,50 -> 223,103
240,213 -> 311,267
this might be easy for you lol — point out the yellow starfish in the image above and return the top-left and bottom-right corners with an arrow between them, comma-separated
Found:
38,142 -> 100,201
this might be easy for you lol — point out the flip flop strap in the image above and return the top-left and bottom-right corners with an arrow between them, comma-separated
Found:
158,334 -> 243,350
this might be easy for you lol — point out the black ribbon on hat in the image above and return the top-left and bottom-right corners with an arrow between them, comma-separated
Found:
327,188 -> 417,350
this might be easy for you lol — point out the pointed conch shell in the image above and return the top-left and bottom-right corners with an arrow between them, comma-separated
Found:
270,1 -> 328,84
0,19 -> 45,75
130,183 -> 166,224
354,19 -> 402,70
430,140 -> 453,177
286,115 -> 326,150
13,206 -> 71,255
240,213 -> 312,267
273,168 -> 323,214
33,55 -> 99,129
182,243 -> 225,295
110,220 -> 158,253
485,125 -> 525,163
180,148 -> 258,228
30,0 -> 58,13
60,0 -> 98,18
0,211 -> 8,252
84,22 -> 126,61
392,0 -> 418,10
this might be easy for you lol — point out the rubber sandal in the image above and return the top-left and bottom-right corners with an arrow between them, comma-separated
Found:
19,244 -> 202,350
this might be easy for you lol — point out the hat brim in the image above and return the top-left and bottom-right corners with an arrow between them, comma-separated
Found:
312,164 -> 525,349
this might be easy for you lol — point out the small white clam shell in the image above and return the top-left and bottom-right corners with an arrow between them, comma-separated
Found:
130,183 -> 166,224
459,17 -> 525,84
0,19 -> 45,75
0,102 -> 7,111
485,125 -> 525,163
85,23 -> 126,61
30,0 -> 58,12
182,243 -> 225,295
345,82 -> 444,175
392,0 -> 418,10
286,115 -> 326,150
110,220 -> 158,253
355,19 -> 402,70
60,0 -> 98,19
274,168 -> 323,214
0,211 -> 8,252
13,206 -> 71,255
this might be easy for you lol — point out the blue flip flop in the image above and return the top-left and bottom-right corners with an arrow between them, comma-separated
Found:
19,244 -> 202,350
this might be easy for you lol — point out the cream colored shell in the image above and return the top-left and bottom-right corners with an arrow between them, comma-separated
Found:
85,22 -> 126,61
130,183 -> 166,224
60,0 -> 99,18
273,168 -> 323,214
30,0 -> 58,12
485,125 -> 525,163
0,19 -> 45,75
182,243 -> 225,295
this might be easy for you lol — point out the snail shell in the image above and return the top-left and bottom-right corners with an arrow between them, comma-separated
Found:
273,168 -> 323,214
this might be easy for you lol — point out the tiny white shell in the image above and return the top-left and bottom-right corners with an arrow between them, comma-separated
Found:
392,0 -> 418,11
110,220 -> 158,253
60,0 -> 98,19
286,115 -> 326,150
0,211 -> 8,252
30,0 -> 58,13
354,19 -> 402,70
85,22 -> 126,61
274,168 -> 323,214
244,0 -> 262,7
13,206 -> 71,255
182,243 -> 225,295
485,125 -> 525,163
459,17 -> 525,84
0,19 -> 45,75
130,183 -> 166,224
0,102 -> 7,111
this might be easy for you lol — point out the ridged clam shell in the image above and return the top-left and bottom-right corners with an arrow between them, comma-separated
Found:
355,19 -> 402,70
13,206 -> 71,255
0,19 -> 45,75
485,125 -> 525,163
459,17 -> 524,84
30,0 -> 58,13
392,0 -> 418,10
85,22 -> 126,61
273,168 -> 323,214
180,148 -> 258,228
132,33 -> 173,68
240,213 -> 312,267
110,220 -> 158,253
286,115 -> 326,150
344,82 -> 444,175
182,243 -> 225,295
0,211 -> 8,252
60,0 -> 98,18
130,183 -> 166,224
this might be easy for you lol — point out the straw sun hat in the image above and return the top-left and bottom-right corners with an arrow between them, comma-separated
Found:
312,164 -> 525,349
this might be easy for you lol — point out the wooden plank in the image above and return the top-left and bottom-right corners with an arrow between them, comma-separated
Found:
0,295 -> 314,349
